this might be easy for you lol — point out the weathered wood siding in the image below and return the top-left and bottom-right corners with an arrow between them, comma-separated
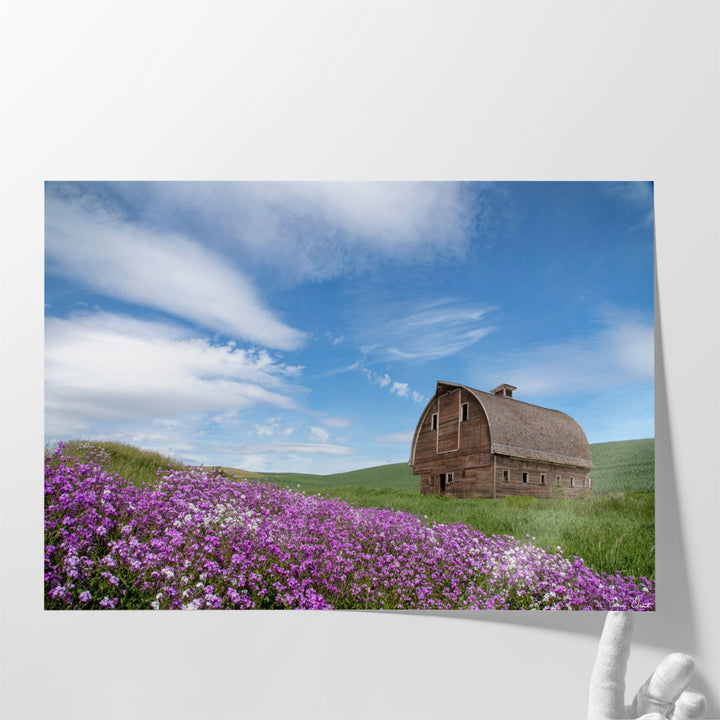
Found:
413,386 -> 494,498
437,388 -> 460,453
494,455 -> 591,499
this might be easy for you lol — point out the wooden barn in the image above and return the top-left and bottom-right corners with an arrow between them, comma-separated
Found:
409,381 -> 593,498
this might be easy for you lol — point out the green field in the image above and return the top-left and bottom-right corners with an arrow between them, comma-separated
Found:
228,438 -> 656,579
49,438 -> 655,579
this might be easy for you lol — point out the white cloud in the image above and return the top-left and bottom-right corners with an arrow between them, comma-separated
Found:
390,382 -> 409,398
45,194 -> 306,350
276,182 -> 471,249
217,442 -> 352,456
253,424 -> 276,437
44,312 -> 301,437
309,426 -> 330,443
69,181 -> 486,284
374,431 -> 414,444
361,368 -> 426,403
474,315 -> 653,399
356,298 -> 496,363
362,369 -> 392,388
321,417 -> 351,428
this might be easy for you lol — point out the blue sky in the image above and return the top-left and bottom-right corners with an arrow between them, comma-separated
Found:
44,181 -> 654,474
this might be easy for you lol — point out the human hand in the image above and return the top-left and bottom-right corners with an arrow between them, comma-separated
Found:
588,611 -> 707,720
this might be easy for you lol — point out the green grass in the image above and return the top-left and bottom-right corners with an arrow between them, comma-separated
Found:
45,440 -> 181,488
589,438 -> 655,493
49,438 -> 655,579
239,462 -> 418,492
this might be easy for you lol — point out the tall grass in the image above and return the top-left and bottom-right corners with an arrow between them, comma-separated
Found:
45,440 -> 180,488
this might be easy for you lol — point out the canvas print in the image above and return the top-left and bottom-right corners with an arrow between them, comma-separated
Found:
44,181 -> 655,610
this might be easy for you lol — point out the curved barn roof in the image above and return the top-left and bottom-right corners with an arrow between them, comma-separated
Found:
410,381 -> 593,469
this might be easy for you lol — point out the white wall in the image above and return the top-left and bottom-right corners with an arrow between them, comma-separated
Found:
1,2 -> 718,718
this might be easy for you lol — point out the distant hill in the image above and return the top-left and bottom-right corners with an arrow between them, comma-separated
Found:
229,438 -> 654,495
589,438 -> 654,493
231,463 -> 418,492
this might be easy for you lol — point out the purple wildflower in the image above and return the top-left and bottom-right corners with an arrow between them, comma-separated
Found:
44,445 -> 655,611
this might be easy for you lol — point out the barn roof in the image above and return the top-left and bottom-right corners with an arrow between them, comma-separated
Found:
410,381 -> 593,469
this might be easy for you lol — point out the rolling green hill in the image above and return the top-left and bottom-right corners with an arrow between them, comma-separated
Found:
232,462 -> 418,492
229,437 -> 654,495
588,438 -> 655,493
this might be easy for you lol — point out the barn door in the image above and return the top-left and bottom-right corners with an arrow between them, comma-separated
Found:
437,388 -> 461,453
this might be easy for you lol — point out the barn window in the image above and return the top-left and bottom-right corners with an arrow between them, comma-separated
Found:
582,477 -> 586,487
461,403 -> 469,421
556,475 -> 561,485
522,472 -> 528,484
570,476 -> 575,487
503,470 -> 509,482
447,472 -> 454,484
540,474 -> 546,485
431,413 -> 438,430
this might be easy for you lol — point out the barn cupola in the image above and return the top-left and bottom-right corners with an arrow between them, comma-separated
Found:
491,383 -> 517,398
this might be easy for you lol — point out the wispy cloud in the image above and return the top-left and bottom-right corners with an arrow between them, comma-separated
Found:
45,313 -> 302,437
216,442 -> 352,456
473,310 -> 653,399
251,418 -> 296,438
374,431 -> 415,444
45,192 -> 306,350
356,297 -> 496,363
321,416 -> 352,428
601,181 -> 655,229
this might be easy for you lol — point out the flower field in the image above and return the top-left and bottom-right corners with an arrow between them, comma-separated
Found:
45,444 -> 655,610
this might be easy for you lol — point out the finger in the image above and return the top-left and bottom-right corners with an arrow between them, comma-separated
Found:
631,654 -> 695,717
588,612 -> 635,720
670,690 -> 707,720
